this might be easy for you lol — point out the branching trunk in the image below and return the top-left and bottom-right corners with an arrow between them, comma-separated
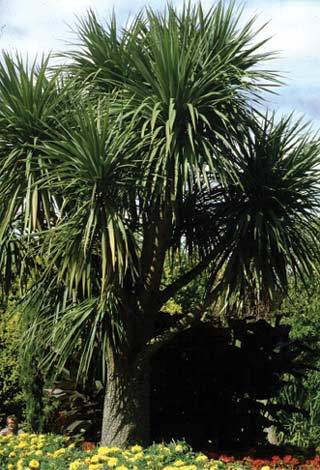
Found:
101,356 -> 151,447
136,310 -> 203,367
101,197 -> 185,447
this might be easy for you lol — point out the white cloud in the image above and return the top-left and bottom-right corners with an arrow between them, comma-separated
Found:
0,0 -> 165,56
1,0 -> 319,63
0,0 -> 319,124
243,1 -> 320,123
244,1 -> 320,63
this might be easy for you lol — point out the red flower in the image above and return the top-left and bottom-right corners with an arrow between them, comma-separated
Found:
282,454 -> 300,465
219,455 -> 235,463
304,455 -> 320,469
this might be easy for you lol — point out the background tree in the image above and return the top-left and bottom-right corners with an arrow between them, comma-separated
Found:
0,2 -> 320,448
0,301 -> 24,423
275,274 -> 320,450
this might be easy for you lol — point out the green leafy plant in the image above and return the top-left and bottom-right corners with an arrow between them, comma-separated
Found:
0,302 -> 24,422
275,274 -> 320,450
276,376 -> 320,449
43,369 -> 104,441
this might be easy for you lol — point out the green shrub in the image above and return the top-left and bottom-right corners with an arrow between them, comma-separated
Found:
276,275 -> 320,449
276,376 -> 320,449
0,304 -> 24,422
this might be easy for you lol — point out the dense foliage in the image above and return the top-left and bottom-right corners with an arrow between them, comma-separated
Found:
0,304 -> 24,421
275,276 -> 320,449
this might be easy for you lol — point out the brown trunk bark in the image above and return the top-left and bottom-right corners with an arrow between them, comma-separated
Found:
100,357 -> 150,448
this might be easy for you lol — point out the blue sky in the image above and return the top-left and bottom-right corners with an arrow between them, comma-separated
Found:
1,0 -> 319,127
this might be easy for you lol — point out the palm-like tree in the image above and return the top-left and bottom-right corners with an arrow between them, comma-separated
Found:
1,2 -> 320,447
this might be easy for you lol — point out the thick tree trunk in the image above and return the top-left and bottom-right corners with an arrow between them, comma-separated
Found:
101,357 -> 150,447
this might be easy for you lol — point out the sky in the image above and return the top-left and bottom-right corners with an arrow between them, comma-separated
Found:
0,0 -> 319,127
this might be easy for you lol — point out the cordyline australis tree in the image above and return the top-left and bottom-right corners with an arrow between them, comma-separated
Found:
0,1 -> 320,447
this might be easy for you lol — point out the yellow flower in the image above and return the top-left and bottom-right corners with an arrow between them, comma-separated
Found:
68,443 -> 76,449
9,451 -> 16,457
116,467 -> 129,470
28,461 -> 40,469
261,467 -> 271,470
130,452 -> 144,462
180,466 -> 196,470
107,447 -> 120,453
69,460 -> 83,470
162,467 -> 176,470
173,460 -> 185,467
88,465 -> 103,470
161,447 -> 171,454
98,446 -> 120,456
97,446 -> 108,455
34,450 -> 42,456
175,444 -> 184,452
53,448 -> 66,457
209,465 -> 218,470
195,454 -> 208,462
17,442 -> 27,449
7,465 -> 14,470
107,457 -> 119,467
90,455 -> 100,463
131,445 -> 143,453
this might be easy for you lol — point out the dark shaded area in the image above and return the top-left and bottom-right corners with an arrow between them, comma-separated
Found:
150,316 -> 314,451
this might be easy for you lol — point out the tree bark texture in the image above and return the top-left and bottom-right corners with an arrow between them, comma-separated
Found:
101,358 -> 150,447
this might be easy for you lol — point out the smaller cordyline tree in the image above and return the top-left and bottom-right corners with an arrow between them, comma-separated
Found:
0,2 -> 320,447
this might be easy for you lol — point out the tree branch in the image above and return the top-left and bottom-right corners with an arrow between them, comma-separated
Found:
139,203 -> 172,311
134,308 -> 203,369
159,255 -> 214,307
134,271 -> 222,369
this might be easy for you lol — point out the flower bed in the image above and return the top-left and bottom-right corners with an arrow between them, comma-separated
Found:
0,433 -> 319,469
